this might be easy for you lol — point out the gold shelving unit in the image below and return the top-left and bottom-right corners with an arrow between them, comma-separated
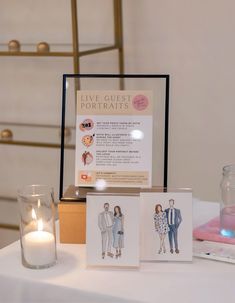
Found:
0,0 -> 124,77
0,0 -> 124,148
0,122 -> 75,149
0,0 -> 124,231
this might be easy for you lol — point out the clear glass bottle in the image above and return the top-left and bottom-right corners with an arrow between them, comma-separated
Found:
220,165 -> 235,237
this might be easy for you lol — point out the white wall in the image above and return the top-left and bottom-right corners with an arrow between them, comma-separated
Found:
123,0 -> 235,200
1,0 -> 235,205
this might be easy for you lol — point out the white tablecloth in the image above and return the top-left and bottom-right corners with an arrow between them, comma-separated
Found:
0,200 -> 235,303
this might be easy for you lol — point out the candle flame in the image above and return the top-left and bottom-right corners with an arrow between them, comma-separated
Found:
32,208 -> 37,220
37,219 -> 43,231
37,199 -> 41,207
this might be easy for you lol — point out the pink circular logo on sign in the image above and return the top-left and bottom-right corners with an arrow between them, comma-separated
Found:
132,95 -> 149,111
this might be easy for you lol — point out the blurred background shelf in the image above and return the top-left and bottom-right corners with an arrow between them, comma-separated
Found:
0,0 -> 124,248
0,43 -> 119,57
0,122 -> 75,149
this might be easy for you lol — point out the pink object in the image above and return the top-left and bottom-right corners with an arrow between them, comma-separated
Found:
132,95 -> 149,111
193,217 -> 235,245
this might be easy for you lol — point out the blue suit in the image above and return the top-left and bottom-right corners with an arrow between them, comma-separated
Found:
165,208 -> 182,251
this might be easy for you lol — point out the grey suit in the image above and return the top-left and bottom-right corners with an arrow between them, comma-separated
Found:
165,207 -> 182,251
98,211 -> 114,254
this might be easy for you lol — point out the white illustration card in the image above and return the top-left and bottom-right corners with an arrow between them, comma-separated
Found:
75,90 -> 153,188
140,192 -> 192,261
86,194 -> 140,267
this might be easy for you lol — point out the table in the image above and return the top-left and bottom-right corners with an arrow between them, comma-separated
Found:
0,200 -> 235,303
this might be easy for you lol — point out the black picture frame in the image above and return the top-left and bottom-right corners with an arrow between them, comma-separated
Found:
59,74 -> 170,201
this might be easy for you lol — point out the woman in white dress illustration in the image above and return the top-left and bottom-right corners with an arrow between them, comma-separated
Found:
112,206 -> 124,258
154,204 -> 169,254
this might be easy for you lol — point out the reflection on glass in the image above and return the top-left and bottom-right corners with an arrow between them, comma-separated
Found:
95,179 -> 107,191
130,129 -> 144,140
66,81 -> 69,90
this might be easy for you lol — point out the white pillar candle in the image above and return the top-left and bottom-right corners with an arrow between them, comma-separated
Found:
23,231 -> 55,266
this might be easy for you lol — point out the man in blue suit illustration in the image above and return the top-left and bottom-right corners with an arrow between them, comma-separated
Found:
165,199 -> 182,254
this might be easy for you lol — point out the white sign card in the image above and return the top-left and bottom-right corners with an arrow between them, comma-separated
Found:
86,194 -> 140,267
140,192 -> 192,261
75,90 -> 153,188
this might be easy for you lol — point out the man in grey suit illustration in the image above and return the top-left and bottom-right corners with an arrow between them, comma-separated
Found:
165,199 -> 182,254
98,203 -> 114,259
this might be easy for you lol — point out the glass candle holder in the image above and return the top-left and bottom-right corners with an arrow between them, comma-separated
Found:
220,165 -> 235,238
17,185 -> 57,269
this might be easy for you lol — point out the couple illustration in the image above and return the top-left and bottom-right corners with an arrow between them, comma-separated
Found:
154,199 -> 182,254
98,203 -> 124,259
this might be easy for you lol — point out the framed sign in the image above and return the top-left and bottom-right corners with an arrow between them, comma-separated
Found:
59,74 -> 170,201
75,90 -> 153,188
